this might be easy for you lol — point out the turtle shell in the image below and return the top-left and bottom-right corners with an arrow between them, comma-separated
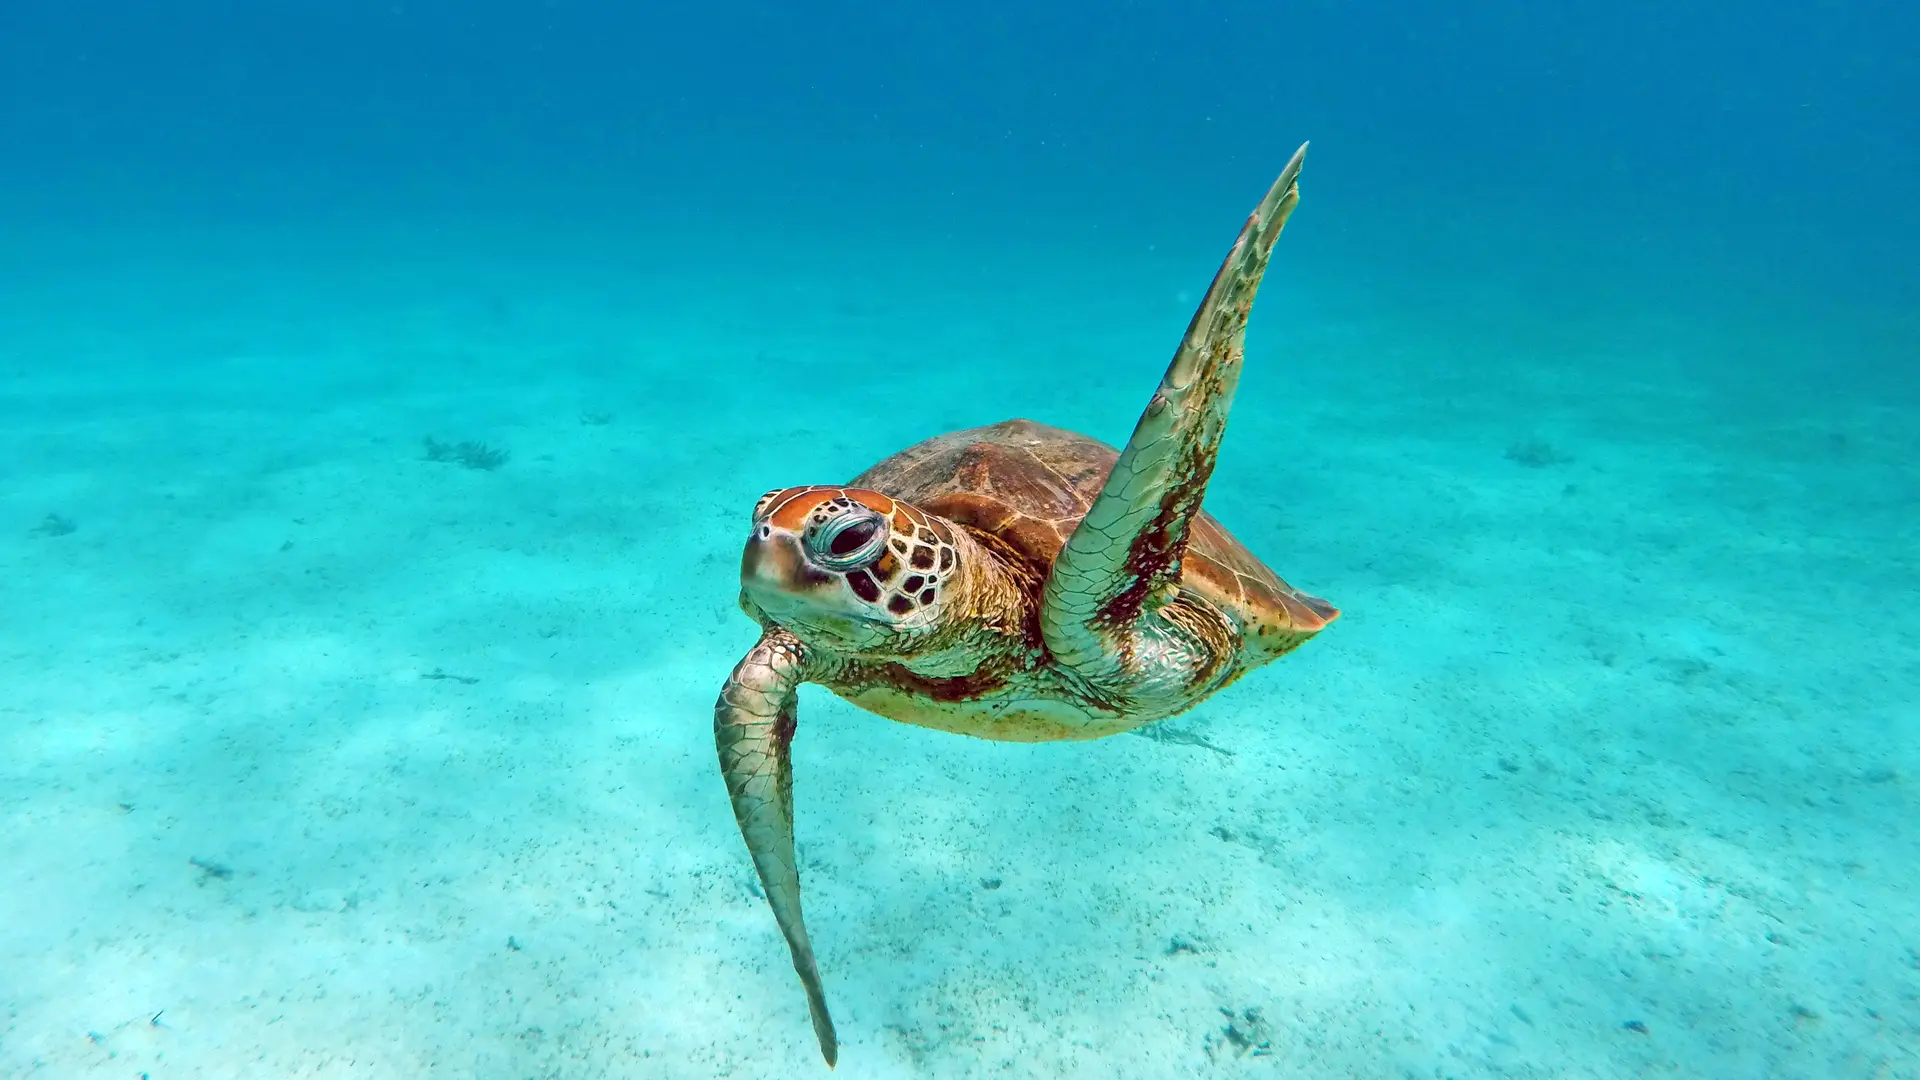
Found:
850,418 -> 1336,643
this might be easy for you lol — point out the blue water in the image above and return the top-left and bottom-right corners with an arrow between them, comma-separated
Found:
2,3 -> 1915,1077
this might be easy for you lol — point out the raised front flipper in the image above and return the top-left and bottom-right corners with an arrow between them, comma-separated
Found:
714,630 -> 839,1067
1042,143 -> 1308,683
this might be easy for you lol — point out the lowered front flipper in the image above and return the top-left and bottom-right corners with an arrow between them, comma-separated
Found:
1042,143 -> 1309,685
714,629 -> 838,1066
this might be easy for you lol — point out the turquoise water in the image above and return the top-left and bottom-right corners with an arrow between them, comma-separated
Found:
3,4 -> 1916,1077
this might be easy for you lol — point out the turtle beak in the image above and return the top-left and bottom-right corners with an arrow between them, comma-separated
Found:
741,528 -> 885,645
742,530 -> 832,597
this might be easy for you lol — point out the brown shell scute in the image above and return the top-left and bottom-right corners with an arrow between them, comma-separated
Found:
852,419 -> 1106,565
850,418 -> 1334,641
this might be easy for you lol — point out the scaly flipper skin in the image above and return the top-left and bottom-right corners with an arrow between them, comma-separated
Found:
1042,143 -> 1309,684
714,630 -> 839,1067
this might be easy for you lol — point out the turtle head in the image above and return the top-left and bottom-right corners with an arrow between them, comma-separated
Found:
739,486 -> 961,652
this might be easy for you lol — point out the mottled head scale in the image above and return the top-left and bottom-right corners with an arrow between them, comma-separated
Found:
712,142 -> 1338,1067
742,485 -> 962,649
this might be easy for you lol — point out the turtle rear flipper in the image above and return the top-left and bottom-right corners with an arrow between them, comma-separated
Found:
1041,143 -> 1308,683
714,630 -> 839,1066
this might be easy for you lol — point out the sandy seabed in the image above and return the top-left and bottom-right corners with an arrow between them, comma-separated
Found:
2,214 -> 1915,1079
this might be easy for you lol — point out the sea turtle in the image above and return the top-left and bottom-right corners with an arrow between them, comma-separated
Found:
714,142 -> 1337,1066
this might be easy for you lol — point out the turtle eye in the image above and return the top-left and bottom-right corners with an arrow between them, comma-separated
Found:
829,518 -> 878,556
806,512 -> 886,571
